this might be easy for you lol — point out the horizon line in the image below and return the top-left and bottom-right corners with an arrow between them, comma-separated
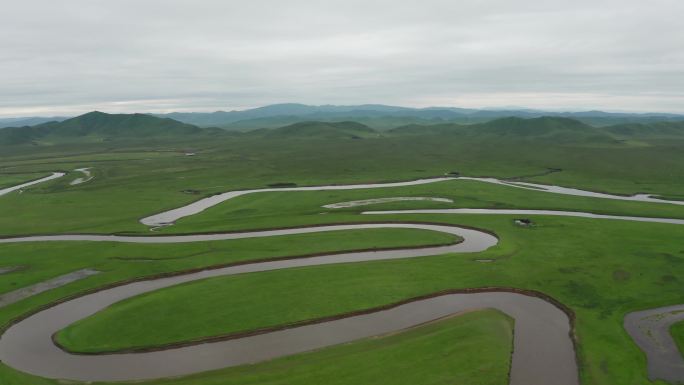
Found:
2,103 -> 684,119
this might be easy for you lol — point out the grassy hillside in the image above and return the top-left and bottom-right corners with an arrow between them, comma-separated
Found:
478,117 -> 619,144
259,121 -> 378,139
390,116 -> 616,144
222,115 -> 464,131
390,117 -> 684,141
479,116 -> 591,134
603,121 -> 684,138
0,111 -> 223,145
5,114 -> 683,146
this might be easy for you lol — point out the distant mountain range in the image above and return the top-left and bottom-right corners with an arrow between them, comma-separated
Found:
3,103 -> 684,130
256,117 -> 684,142
2,107 -> 684,146
151,103 -> 684,129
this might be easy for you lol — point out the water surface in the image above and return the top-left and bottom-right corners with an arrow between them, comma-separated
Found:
0,172 -> 65,197
625,304 -> 684,383
140,176 -> 684,228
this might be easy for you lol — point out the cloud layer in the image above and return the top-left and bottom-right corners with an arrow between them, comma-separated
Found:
1,0 -> 682,116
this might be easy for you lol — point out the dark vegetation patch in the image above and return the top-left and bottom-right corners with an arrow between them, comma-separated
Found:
558,267 -> 585,274
509,167 -> 563,180
563,281 -> 602,311
563,280 -> 634,319
632,252 -> 684,265
661,275 -> 678,283
261,121 -> 377,139
661,253 -> 684,264
612,270 -> 631,282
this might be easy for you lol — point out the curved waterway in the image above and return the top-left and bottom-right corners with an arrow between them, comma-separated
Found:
0,291 -> 576,384
0,224 -> 580,384
323,196 -> 453,209
0,223 -> 492,247
0,172 -> 65,197
459,177 -> 684,206
5,174 -> 684,384
140,176 -> 684,227
362,208 -> 684,226
69,168 -> 93,186
625,304 -> 684,383
140,177 -> 455,227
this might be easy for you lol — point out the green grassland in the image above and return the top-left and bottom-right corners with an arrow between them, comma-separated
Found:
2,213 -> 683,384
161,178 -> 684,236
2,115 -> 684,384
0,227 -> 458,300
0,131 -> 684,235
42,214 -> 684,385
0,172 -> 50,189
671,322 -> 684,358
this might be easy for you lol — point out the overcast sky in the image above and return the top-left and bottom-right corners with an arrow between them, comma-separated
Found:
1,0 -> 683,117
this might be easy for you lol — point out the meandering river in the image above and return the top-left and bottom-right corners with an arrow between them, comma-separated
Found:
2,174 -> 684,383
0,223 -> 580,384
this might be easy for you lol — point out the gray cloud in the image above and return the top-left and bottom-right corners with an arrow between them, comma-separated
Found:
1,0 -> 682,116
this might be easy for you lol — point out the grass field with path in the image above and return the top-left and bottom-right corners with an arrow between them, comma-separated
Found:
0,172 -> 51,189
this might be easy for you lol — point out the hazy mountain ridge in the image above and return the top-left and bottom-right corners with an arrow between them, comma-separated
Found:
152,103 -> 684,129
5,104 -> 683,131
0,116 -> 69,129
3,109 -> 684,146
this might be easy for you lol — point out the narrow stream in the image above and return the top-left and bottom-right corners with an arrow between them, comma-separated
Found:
0,172 -> 65,197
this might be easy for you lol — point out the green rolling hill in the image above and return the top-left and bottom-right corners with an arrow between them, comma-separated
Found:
0,111 -> 223,145
258,121 -> 378,139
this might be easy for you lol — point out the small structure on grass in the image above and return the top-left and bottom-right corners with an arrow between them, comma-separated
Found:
514,218 -> 534,227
